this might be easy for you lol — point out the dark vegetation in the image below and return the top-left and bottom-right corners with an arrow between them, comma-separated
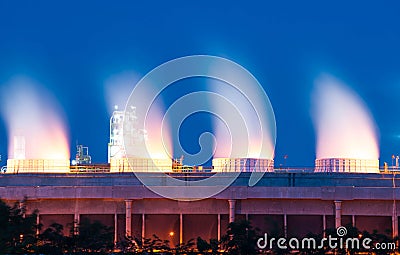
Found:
0,198 -> 396,254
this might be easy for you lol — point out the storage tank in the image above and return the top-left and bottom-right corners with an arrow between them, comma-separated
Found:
315,158 -> 379,173
212,158 -> 274,172
110,157 -> 172,172
6,134 -> 70,173
6,158 -> 70,173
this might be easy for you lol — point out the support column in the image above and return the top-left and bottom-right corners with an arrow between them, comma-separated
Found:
217,214 -> 221,241
284,214 -> 287,238
352,215 -> 356,227
228,199 -> 236,223
142,214 -> 145,242
114,213 -> 118,244
180,214 -> 183,244
393,189 -> 398,239
334,200 -> 342,228
74,198 -> 79,235
36,213 -> 40,236
322,214 -> 326,237
393,214 -> 398,238
125,200 -> 132,237
74,213 -> 80,235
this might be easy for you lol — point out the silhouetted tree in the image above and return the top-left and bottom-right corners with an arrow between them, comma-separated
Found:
117,234 -> 141,253
38,222 -> 66,254
0,197 -> 39,254
196,237 -> 220,254
127,234 -> 171,254
175,238 -> 195,254
221,219 -> 259,255
363,228 -> 394,255
209,238 -> 219,254
324,224 -> 394,255
197,236 -> 211,253
68,218 -> 114,253
298,232 -> 325,255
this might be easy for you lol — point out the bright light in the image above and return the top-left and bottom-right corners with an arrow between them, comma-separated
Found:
169,231 -> 174,237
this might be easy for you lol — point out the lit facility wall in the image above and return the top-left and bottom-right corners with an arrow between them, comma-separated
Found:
110,157 -> 173,172
314,158 -> 379,173
6,159 -> 70,173
212,158 -> 274,172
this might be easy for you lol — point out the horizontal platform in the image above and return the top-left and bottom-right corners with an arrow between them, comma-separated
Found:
0,172 -> 399,200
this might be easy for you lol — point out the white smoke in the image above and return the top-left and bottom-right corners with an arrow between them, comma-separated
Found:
312,74 -> 379,160
0,76 -> 70,160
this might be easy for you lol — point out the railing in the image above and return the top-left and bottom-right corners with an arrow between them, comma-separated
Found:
274,167 -> 315,173
0,164 -> 398,174
69,164 -> 110,173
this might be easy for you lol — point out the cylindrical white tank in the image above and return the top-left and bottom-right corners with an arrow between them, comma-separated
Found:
6,159 -> 70,173
315,158 -> 379,173
110,157 -> 172,172
212,158 -> 274,172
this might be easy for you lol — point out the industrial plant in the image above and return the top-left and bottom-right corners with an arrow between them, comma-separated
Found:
0,74 -> 398,253
0,104 -> 399,247
2,104 -> 381,174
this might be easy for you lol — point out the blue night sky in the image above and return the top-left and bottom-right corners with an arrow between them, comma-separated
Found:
0,1 -> 399,166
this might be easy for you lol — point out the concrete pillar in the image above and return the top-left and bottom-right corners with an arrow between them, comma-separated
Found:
74,213 -> 80,235
142,214 -> 145,242
393,214 -> 398,238
217,214 -> 221,241
125,199 -> 132,237
36,213 -> 40,236
322,214 -> 326,237
114,213 -> 118,244
228,199 -> 236,223
393,196 -> 398,238
334,200 -> 342,228
180,214 -> 183,244
284,214 -> 287,238
74,198 -> 79,235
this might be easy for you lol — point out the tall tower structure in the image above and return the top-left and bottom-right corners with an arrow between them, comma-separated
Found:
108,105 -> 171,172
108,106 -> 128,163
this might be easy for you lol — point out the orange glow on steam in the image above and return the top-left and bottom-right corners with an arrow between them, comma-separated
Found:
312,75 -> 379,160
0,77 -> 70,160
144,103 -> 173,160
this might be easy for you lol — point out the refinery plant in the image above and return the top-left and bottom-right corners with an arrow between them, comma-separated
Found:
2,103 -> 382,174
0,72 -> 384,175
1,77 -> 399,248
